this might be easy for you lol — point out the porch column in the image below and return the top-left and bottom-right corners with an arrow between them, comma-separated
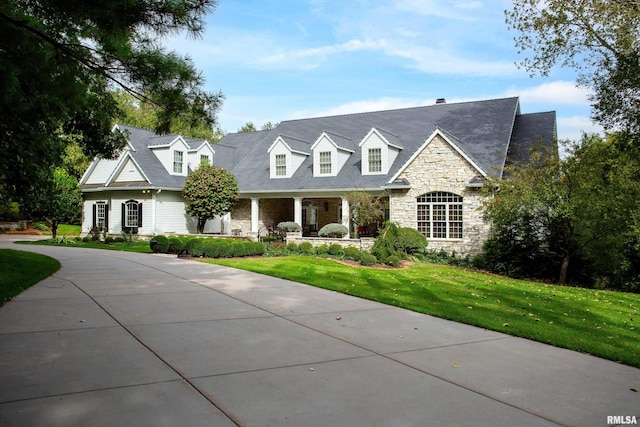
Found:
341,197 -> 350,238
294,197 -> 302,227
251,198 -> 260,233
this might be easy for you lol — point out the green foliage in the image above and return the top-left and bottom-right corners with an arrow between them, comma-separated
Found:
316,244 -> 329,255
168,237 -> 185,254
183,164 -> 239,233
299,242 -> 314,254
286,242 -> 299,252
328,244 -> 344,256
395,227 -> 428,255
344,246 -> 363,261
371,222 -> 399,263
506,1 -> 640,140
33,222 -> 48,231
278,221 -> 301,232
318,223 -> 348,238
151,235 -> 170,253
345,191 -> 385,237
359,253 -> 377,266
386,255 -> 401,267
0,0 -> 222,202
104,236 -> 114,244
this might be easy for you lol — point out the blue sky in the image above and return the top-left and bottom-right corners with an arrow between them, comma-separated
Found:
167,0 -> 602,141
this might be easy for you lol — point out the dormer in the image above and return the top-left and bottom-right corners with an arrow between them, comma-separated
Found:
267,135 -> 311,179
147,135 -> 191,176
359,127 -> 403,175
187,140 -> 215,170
310,131 -> 355,177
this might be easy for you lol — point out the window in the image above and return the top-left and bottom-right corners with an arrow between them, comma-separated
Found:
275,154 -> 286,177
319,151 -> 332,174
417,192 -> 463,239
122,200 -> 142,233
200,155 -> 210,166
173,151 -> 183,173
368,148 -> 382,173
92,202 -> 108,230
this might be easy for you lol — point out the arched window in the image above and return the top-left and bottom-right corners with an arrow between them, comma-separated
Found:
121,200 -> 142,233
417,192 -> 463,239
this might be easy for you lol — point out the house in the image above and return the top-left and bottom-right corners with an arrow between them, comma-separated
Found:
79,97 -> 556,255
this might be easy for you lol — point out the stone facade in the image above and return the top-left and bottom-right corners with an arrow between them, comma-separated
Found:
390,134 -> 490,256
288,236 -> 375,252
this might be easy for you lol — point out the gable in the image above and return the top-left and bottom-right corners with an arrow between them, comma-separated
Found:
111,157 -> 146,183
82,157 -> 120,185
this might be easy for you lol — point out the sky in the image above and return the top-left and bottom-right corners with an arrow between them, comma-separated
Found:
166,0 -> 602,141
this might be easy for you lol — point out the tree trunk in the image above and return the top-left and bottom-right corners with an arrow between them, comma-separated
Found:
559,252 -> 571,285
51,221 -> 58,239
197,218 -> 206,234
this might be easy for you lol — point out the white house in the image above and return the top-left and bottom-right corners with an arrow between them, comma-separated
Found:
80,97 -> 556,255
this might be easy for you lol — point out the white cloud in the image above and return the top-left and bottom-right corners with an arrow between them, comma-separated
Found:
506,81 -> 593,105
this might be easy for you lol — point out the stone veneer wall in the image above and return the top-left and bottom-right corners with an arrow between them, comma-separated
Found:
288,235 -> 375,252
390,134 -> 490,256
230,199 -> 251,233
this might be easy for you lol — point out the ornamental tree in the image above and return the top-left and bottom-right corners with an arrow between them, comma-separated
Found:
183,165 -> 239,234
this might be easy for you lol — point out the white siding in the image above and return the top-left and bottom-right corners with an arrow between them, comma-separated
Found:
361,133 -> 388,175
113,158 -> 145,182
155,191 -> 193,234
85,158 -> 120,184
312,137 -> 337,177
336,150 -> 351,173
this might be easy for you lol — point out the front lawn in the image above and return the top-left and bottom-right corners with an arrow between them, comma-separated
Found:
0,249 -> 61,306
206,256 -> 640,368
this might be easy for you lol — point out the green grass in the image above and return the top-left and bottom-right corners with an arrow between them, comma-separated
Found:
0,249 -> 61,306
21,238 -> 152,253
41,224 -> 82,236
205,256 -> 640,368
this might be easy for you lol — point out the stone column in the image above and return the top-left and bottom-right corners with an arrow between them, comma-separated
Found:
251,198 -> 259,233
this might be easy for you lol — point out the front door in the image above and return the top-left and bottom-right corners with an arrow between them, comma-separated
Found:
302,206 -> 318,234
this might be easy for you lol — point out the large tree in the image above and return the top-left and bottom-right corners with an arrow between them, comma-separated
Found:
481,134 -> 640,286
183,165 -> 239,234
345,191 -> 386,238
506,0 -> 640,138
0,0 -> 223,202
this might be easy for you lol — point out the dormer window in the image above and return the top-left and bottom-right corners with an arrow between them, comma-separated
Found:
200,155 -> 210,166
368,148 -> 382,173
275,154 -> 287,176
319,151 -> 332,174
173,151 -> 184,173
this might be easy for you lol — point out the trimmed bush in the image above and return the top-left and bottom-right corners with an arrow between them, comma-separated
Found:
286,242 -> 299,252
344,246 -> 362,260
151,235 -> 169,253
185,238 -> 205,256
359,253 -> 377,266
82,236 -> 90,242
395,227 -> 428,255
299,242 -> 314,254
328,244 -> 344,256
318,223 -> 348,238
277,221 -> 301,232
386,255 -> 401,267
104,236 -> 114,244
168,237 -> 185,254
113,237 -> 125,243
316,244 -> 329,255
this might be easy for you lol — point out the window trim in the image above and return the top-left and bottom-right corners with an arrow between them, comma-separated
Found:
416,192 -> 463,240
121,200 -> 142,233
275,154 -> 287,177
368,147 -> 382,173
200,154 -> 210,166
173,150 -> 184,174
319,151 -> 332,175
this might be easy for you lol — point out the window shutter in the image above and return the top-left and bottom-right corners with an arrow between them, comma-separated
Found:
137,203 -> 143,227
104,205 -> 109,229
92,204 -> 97,228
121,203 -> 126,231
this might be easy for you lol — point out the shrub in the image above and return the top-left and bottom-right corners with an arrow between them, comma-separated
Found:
113,237 -> 124,243
33,221 -> 48,231
395,227 -> 428,255
277,221 -> 301,232
185,238 -> 205,256
151,235 -> 170,253
82,236 -> 90,243
299,242 -> 314,254
316,244 -> 329,255
200,239 -> 222,258
328,244 -> 344,256
386,255 -> 401,267
359,253 -> 377,266
371,221 -> 399,263
104,236 -> 114,244
318,223 -> 348,238
344,246 -> 362,261
168,237 -> 185,254
74,236 -> 83,242
286,242 -> 299,252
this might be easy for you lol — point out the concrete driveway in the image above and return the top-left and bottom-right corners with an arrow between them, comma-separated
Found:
1,237 -> 638,426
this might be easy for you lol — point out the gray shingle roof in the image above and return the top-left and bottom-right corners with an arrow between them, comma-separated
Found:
104,97 -> 556,194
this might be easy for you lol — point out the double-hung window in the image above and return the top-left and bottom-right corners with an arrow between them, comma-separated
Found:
200,155 -> 210,166
319,151 -> 332,174
417,192 -> 463,239
368,148 -> 382,173
122,200 -> 142,233
173,151 -> 183,173
275,154 -> 286,177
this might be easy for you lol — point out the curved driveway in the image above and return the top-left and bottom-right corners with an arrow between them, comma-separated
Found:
1,237 -> 639,426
